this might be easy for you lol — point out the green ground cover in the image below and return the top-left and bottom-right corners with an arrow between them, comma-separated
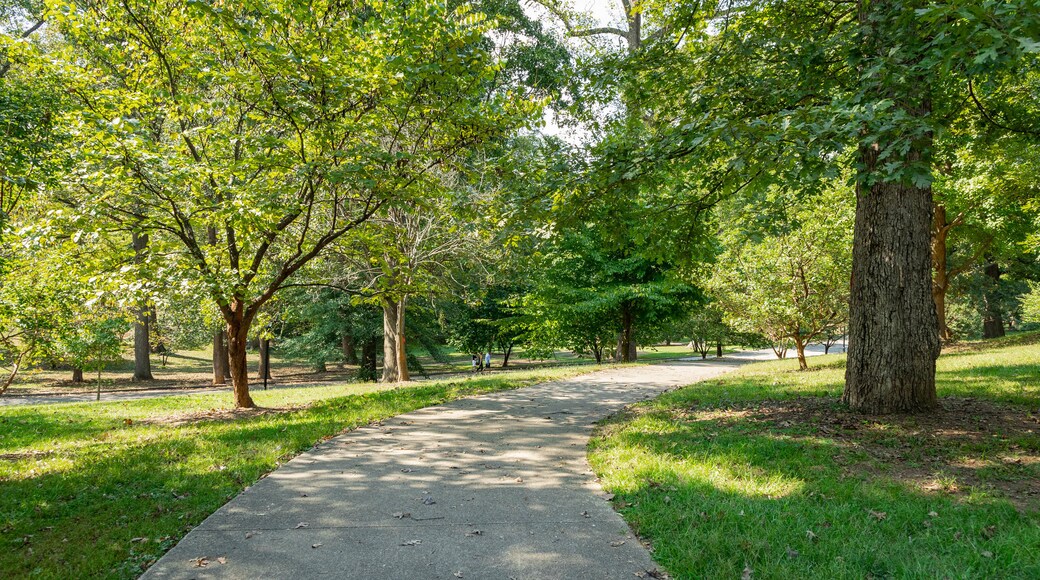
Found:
0,365 -> 603,578
590,332 -> 1040,579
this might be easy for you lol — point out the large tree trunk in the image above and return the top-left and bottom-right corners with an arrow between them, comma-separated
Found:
843,148 -> 940,413
258,338 -> 272,380
342,335 -> 358,365
72,368 -> 84,383
381,297 -> 409,382
982,261 -> 1005,339
225,300 -> 255,408
843,0 -> 941,414
212,331 -> 228,386
131,231 -> 153,381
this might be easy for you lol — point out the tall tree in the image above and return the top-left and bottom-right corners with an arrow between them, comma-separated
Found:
57,0 -> 536,406
710,185 -> 853,370
587,0 -> 1040,412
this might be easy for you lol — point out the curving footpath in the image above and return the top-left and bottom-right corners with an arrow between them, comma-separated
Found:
143,348 -> 825,579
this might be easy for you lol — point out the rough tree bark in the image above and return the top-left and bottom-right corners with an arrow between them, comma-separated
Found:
131,230 -> 153,381
382,297 -> 409,382
843,143 -> 940,412
843,0 -> 941,413
72,368 -> 84,383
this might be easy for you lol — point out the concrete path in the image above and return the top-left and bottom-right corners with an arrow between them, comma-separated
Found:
143,348 -> 825,580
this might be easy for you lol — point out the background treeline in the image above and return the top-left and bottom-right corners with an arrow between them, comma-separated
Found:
2,0 -> 1039,411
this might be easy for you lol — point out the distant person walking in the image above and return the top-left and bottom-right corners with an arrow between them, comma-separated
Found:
471,355 -> 479,373
484,351 -> 492,372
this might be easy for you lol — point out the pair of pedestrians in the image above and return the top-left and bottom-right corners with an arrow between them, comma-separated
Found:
471,351 -> 492,372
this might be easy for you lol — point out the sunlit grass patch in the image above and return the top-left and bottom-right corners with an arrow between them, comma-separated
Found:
590,332 -> 1040,579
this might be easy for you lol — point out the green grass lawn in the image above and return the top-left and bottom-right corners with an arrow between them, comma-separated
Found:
589,332 -> 1040,580
0,365 -> 604,578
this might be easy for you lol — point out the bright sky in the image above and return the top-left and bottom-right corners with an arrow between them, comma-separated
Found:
524,1 -> 627,142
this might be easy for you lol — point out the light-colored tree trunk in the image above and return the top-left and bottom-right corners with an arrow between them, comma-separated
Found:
212,331 -> 227,386
382,297 -> 409,382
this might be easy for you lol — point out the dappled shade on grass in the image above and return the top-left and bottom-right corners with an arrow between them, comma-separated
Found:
589,332 -> 1040,579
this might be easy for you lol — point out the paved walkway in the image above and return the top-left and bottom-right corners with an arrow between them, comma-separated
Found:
143,348 -> 827,579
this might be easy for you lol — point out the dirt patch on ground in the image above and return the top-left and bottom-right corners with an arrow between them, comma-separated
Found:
139,406 -> 299,427
699,397 -> 1040,511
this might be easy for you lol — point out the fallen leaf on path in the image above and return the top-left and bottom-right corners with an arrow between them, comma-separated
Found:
611,540 -> 626,547
453,572 -> 463,578
294,522 -> 309,529
581,511 -> 591,518
216,557 -> 227,564
189,557 -> 208,568
422,497 -> 436,505
311,543 -> 322,549
393,512 -> 411,519
604,493 -> 615,501
465,530 -> 482,537
400,539 -> 422,546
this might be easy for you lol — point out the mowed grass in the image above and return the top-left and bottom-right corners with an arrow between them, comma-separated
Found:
589,332 -> 1040,580
0,366 -> 602,578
